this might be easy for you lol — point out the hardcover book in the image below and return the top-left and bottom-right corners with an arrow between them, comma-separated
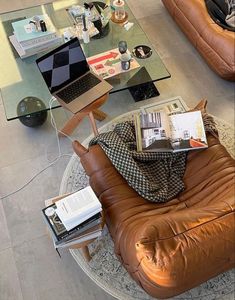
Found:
12,14 -> 57,46
53,227 -> 102,249
42,203 -> 102,243
55,186 -> 102,231
9,34 -> 62,58
134,110 -> 208,152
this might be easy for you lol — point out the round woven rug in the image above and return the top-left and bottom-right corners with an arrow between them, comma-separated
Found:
60,107 -> 235,300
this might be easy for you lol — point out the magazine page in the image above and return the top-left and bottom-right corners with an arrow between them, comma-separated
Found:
169,111 -> 208,152
135,111 -> 173,152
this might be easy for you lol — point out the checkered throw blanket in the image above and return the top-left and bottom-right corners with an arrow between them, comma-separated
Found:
89,121 -> 187,203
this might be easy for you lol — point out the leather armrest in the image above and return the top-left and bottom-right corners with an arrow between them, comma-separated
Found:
135,200 -> 234,262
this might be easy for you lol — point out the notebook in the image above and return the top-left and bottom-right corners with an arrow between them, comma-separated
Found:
36,37 -> 112,113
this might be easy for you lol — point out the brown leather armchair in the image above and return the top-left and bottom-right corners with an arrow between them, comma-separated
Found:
73,132 -> 235,299
162,0 -> 235,81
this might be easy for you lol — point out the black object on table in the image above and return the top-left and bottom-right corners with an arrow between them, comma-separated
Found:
132,45 -> 152,59
127,67 -> 160,102
91,1 -> 110,39
17,97 -> 48,127
129,82 -> 160,102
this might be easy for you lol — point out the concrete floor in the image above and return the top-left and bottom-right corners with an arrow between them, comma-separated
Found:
0,1 -> 234,299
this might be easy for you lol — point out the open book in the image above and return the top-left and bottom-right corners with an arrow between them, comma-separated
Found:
134,110 -> 208,152
55,186 -> 102,231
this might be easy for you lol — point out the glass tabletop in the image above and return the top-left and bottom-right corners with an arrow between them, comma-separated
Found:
0,0 -> 170,120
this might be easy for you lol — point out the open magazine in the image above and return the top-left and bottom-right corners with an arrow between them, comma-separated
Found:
55,186 -> 102,231
134,110 -> 208,152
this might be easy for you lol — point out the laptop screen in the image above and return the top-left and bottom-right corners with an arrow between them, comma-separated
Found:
36,38 -> 89,94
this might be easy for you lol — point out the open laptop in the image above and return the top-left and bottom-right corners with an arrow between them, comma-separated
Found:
36,37 -> 112,113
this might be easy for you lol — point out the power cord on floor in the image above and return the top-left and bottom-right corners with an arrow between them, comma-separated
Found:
0,98 -> 79,200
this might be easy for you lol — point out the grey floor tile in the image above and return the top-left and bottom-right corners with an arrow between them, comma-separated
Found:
0,248 -> 23,300
1,153 -> 74,247
56,250 -> 115,300
155,52 -> 234,124
13,236 -> 114,300
0,201 -> 11,251
0,150 -> 69,198
0,0 -> 53,14
39,287 -> 74,300
12,237 -> 67,300
138,13 -> 196,59
12,241 -> 39,300
127,0 -> 164,19
0,106 -> 72,169
207,92 -> 235,125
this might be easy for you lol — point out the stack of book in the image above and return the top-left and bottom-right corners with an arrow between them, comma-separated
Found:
9,14 -> 62,59
42,186 -> 103,249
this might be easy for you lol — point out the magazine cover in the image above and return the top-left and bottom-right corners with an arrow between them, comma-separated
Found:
135,110 -> 207,152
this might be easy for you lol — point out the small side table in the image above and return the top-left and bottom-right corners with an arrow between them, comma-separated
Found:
45,193 -> 103,262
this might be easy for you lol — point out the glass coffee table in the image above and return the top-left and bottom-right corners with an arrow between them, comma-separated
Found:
0,0 -> 170,122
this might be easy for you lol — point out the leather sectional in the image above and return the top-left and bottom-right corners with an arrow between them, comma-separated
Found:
73,131 -> 235,299
162,0 -> 235,81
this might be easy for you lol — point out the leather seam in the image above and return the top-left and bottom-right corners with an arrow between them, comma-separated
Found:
139,210 -> 235,245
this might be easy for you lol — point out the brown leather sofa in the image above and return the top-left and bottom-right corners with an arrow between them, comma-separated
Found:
73,130 -> 235,299
162,0 -> 235,81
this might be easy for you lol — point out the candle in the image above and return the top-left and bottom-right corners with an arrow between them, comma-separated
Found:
82,14 -> 87,31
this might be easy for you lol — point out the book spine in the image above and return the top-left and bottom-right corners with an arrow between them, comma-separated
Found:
57,213 -> 101,241
42,213 -> 59,242
55,231 -> 102,249
134,114 -> 142,152
19,32 -> 57,47
23,37 -> 62,56
55,218 -> 102,245
24,36 -> 62,51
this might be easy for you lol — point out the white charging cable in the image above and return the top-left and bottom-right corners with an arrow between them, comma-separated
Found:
0,98 -> 79,200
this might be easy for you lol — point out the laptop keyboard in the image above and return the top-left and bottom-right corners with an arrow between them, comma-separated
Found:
56,73 -> 101,104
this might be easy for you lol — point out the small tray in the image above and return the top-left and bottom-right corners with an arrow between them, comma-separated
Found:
132,45 -> 152,59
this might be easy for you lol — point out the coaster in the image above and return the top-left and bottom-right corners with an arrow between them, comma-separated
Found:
132,45 -> 152,59
111,11 -> 128,24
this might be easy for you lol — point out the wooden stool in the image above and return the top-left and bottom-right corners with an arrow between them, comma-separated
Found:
70,238 -> 96,261
59,93 -> 109,137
